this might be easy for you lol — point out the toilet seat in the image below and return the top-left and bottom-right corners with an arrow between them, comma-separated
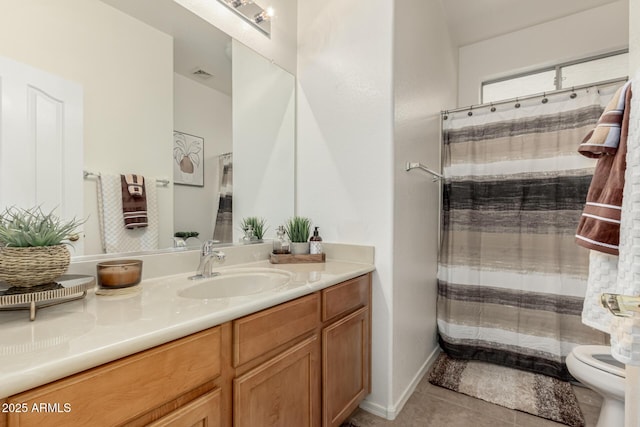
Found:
572,345 -> 626,378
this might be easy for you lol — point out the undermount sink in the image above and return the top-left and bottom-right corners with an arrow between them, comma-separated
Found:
177,268 -> 294,299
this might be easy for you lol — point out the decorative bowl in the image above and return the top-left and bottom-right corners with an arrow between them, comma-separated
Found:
96,259 -> 142,289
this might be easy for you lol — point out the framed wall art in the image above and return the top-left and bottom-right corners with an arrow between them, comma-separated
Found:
173,131 -> 204,186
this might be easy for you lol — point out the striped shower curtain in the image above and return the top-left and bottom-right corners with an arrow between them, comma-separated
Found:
437,86 -> 617,380
213,153 -> 233,243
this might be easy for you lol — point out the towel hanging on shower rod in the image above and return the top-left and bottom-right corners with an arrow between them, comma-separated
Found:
405,162 -> 443,182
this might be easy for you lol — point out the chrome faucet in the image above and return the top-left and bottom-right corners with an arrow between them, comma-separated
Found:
190,240 -> 225,280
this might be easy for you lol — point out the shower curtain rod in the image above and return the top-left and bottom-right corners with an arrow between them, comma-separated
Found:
441,76 -> 628,115
405,162 -> 444,181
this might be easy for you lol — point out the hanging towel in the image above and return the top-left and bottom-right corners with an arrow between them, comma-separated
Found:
97,174 -> 159,253
120,174 -> 148,229
124,174 -> 144,197
578,83 -> 631,157
575,81 -> 632,255
578,80 -> 634,334
610,74 -> 640,364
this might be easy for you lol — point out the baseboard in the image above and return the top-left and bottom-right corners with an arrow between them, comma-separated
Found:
358,346 -> 441,420
357,399 -> 389,419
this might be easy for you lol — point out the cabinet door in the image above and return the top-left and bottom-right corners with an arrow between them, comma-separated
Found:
322,307 -> 369,427
146,389 -> 221,427
234,335 -> 320,427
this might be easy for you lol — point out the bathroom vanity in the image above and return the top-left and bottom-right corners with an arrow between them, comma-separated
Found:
0,251 -> 373,427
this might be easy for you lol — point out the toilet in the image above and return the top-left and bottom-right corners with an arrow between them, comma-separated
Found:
566,345 -> 626,427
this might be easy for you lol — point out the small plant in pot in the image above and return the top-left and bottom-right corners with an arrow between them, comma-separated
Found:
0,206 -> 84,287
285,216 -> 312,255
240,217 -> 268,241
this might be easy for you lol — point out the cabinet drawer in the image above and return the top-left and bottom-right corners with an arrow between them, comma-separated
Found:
234,293 -> 320,366
8,327 -> 221,427
322,275 -> 370,322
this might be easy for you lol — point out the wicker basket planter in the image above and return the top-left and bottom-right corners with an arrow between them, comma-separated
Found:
0,245 -> 70,287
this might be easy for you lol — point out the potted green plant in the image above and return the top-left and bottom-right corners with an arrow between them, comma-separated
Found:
285,216 -> 312,255
240,217 -> 268,242
0,206 -> 84,287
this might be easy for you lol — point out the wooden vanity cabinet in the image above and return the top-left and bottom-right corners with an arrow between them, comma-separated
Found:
229,274 -> 372,427
146,389 -> 221,427
5,327 -> 223,427
231,293 -> 322,427
321,274 -> 371,427
0,399 -> 6,427
4,273 -> 372,427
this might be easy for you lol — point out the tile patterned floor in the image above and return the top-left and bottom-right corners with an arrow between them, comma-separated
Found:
346,374 -> 603,427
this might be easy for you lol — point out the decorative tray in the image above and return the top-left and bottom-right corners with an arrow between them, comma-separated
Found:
0,274 -> 95,321
269,253 -> 326,264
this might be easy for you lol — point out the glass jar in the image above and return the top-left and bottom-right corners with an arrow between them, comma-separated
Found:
272,225 -> 290,254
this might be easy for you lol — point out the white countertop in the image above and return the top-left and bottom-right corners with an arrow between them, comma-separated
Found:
0,259 -> 374,398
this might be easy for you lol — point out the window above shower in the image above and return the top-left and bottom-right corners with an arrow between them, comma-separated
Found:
482,50 -> 629,103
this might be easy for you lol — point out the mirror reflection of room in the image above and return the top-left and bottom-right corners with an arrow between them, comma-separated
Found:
0,0 -> 295,256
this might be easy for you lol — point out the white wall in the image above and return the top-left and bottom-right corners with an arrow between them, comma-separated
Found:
297,0 -> 395,416
0,0 -> 174,255
631,0 -> 640,73
174,0 -> 297,75
391,0 -> 457,415
173,73 -> 232,242
457,0 -> 629,107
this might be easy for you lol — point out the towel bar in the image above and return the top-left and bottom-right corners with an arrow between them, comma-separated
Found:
83,170 -> 170,187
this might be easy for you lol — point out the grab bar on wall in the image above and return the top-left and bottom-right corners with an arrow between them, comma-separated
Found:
405,162 -> 443,182
83,170 -> 170,187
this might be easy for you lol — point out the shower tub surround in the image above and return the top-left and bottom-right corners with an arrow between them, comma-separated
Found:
0,242 -> 374,399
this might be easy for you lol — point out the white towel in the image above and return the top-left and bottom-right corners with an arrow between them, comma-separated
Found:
581,82 -> 632,332
580,74 -> 640,365
97,174 -> 159,254
610,73 -> 640,365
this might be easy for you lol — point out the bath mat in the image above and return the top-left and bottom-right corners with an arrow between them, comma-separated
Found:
428,353 -> 585,427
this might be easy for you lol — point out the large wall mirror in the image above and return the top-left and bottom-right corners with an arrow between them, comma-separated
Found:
0,0 -> 295,257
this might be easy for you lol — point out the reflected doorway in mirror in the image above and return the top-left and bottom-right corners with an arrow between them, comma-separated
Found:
173,131 -> 204,186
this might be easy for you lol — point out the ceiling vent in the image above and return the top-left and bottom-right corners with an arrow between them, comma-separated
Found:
191,67 -> 214,80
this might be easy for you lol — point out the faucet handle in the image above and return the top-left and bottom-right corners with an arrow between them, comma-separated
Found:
201,239 -> 217,255
213,251 -> 226,261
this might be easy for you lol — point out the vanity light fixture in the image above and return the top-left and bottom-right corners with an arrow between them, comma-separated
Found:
226,0 -> 253,8
217,0 -> 272,37
254,7 -> 274,24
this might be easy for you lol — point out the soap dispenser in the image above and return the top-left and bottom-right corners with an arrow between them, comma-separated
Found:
273,225 -> 291,254
310,226 -> 323,254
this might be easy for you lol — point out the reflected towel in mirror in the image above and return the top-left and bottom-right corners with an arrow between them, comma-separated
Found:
124,174 -> 145,197
121,174 -> 148,229
97,174 -> 159,253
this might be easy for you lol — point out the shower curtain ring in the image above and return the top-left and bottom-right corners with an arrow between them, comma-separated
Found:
490,103 -> 496,112
514,98 -> 520,108
570,87 -> 577,99
467,106 -> 473,117
541,93 -> 548,104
